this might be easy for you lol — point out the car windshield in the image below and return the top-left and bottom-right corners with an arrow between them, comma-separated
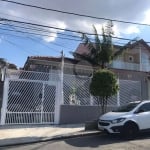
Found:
112,102 -> 141,112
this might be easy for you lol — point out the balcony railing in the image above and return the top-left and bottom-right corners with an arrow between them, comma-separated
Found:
110,60 -> 150,72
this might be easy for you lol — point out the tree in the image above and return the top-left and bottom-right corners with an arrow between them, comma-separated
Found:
73,21 -> 114,69
0,58 -> 7,68
8,63 -> 17,70
90,69 -> 119,114
0,58 -> 17,70
72,21 -> 119,113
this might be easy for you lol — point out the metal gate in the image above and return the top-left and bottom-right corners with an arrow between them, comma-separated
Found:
1,70 -> 60,125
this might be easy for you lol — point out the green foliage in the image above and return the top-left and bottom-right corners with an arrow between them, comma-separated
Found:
0,58 -> 7,67
0,58 -> 17,69
8,63 -> 17,70
90,69 -> 119,113
73,21 -> 114,69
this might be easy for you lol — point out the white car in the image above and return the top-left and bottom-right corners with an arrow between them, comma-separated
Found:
98,100 -> 150,138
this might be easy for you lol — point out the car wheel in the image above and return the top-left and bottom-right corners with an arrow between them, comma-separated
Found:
122,123 -> 139,139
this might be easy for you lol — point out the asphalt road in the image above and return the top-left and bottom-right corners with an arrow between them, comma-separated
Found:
2,133 -> 150,150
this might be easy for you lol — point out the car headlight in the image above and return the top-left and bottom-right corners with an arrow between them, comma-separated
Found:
111,118 -> 126,124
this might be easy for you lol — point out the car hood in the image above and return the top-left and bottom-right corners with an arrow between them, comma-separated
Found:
100,112 -> 129,120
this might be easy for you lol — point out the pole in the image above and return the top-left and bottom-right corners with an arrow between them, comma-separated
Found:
60,50 -> 64,104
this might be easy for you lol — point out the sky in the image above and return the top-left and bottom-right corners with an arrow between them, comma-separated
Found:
0,0 -> 150,68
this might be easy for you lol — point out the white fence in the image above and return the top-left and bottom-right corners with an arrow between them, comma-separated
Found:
0,70 -> 142,125
1,70 -> 61,125
63,74 -> 141,106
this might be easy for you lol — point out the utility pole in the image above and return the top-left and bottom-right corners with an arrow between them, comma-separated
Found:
60,50 -> 64,104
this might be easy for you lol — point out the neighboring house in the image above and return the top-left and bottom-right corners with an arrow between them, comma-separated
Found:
23,56 -> 93,76
75,39 -> 150,72
75,39 -> 150,100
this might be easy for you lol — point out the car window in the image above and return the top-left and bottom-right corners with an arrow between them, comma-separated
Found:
138,103 -> 150,112
112,102 -> 140,112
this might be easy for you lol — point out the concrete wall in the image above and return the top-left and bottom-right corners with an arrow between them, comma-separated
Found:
59,105 -> 114,124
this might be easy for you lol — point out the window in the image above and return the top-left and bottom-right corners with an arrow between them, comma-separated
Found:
112,102 -> 140,112
138,103 -> 150,112
129,56 -> 134,62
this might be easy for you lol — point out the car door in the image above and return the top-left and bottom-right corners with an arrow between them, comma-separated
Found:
134,102 -> 150,130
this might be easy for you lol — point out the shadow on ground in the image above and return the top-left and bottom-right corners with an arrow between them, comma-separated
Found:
64,132 -> 150,148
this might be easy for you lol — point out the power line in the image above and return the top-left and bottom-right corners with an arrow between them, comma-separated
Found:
3,38 -> 36,55
1,17 -> 150,44
0,28 -> 127,50
0,22 -> 81,39
1,0 -> 150,27
0,31 -> 73,54
0,26 -> 82,41
0,17 -> 81,34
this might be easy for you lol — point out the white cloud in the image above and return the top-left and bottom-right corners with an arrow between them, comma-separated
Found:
112,24 -> 121,37
143,9 -> 150,24
42,21 -> 67,42
1,0 -> 150,42
124,26 -> 140,34
43,32 -> 57,42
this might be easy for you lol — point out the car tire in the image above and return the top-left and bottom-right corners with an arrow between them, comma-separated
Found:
122,123 -> 139,140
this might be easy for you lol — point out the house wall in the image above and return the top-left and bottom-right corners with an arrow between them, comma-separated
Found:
124,52 -> 139,63
111,68 -> 148,100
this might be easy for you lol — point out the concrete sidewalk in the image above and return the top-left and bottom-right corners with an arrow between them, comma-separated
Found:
0,124 -> 100,147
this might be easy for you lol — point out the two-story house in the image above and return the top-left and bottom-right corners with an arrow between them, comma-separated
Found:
75,39 -> 150,72
75,39 -> 150,100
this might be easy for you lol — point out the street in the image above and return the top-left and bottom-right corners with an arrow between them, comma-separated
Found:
2,133 -> 150,150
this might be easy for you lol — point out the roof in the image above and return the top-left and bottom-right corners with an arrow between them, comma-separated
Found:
115,39 -> 150,56
75,39 -> 150,57
24,56 -> 93,69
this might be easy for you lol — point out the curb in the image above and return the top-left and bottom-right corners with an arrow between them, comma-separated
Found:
0,131 -> 102,148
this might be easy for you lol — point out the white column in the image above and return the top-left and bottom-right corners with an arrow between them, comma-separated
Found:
1,79 -> 9,125
117,78 -> 120,107
54,82 -> 61,124
90,95 -> 94,106
60,51 -> 64,105
1,67 -> 7,82
40,83 -> 45,123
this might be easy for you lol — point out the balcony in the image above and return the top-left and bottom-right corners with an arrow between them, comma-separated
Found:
110,60 -> 150,72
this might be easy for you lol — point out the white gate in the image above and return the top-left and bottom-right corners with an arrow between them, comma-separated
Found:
1,70 -> 60,125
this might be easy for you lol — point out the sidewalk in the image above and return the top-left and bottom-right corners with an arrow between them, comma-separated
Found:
0,124 -> 100,147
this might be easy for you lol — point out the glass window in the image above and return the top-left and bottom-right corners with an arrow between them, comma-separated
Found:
138,103 -> 150,112
129,56 -> 134,62
112,102 -> 140,112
